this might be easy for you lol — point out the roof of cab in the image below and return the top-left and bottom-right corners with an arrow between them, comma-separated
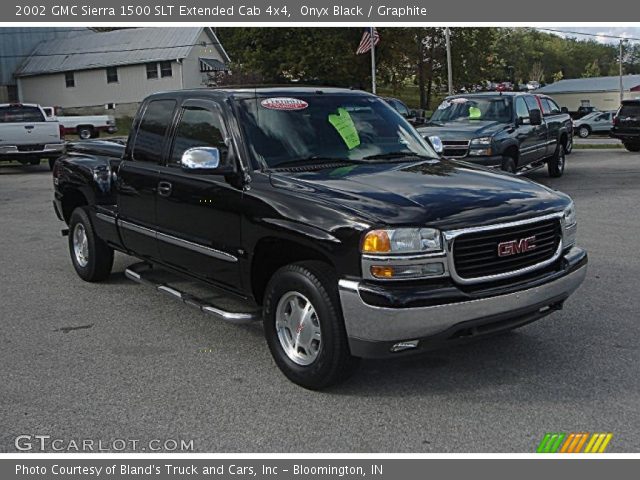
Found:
144,86 -> 376,101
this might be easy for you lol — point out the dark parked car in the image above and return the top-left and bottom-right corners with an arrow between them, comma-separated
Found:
611,100 -> 640,152
52,87 -> 587,389
418,92 -> 573,177
382,97 -> 424,126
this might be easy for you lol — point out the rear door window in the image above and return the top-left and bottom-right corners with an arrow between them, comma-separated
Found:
0,105 -> 45,123
132,99 -> 176,163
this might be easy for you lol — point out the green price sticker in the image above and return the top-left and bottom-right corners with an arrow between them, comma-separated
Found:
328,108 -> 361,150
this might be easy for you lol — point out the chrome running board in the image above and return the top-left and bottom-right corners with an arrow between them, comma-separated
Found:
124,262 -> 261,324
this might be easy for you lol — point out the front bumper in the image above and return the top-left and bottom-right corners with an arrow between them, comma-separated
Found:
339,247 -> 587,358
454,154 -> 504,167
0,143 -> 65,158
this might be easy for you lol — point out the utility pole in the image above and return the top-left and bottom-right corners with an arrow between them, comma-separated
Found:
619,39 -> 625,104
445,27 -> 453,95
371,27 -> 377,95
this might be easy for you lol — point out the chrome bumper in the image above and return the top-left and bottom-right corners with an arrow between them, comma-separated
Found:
0,143 -> 65,156
339,250 -> 587,356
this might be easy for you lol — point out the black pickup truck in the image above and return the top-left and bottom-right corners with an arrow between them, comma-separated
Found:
52,87 -> 587,389
418,92 -> 573,177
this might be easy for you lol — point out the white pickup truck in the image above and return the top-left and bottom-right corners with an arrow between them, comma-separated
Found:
0,103 -> 65,170
43,107 -> 117,139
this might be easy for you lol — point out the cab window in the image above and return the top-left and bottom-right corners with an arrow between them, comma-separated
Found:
132,100 -> 176,163
515,97 -> 529,120
170,106 -> 227,166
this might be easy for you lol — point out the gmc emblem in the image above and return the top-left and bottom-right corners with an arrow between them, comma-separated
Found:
497,235 -> 537,257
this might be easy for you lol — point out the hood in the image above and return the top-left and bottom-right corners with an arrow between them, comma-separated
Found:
269,160 -> 569,230
418,120 -> 508,141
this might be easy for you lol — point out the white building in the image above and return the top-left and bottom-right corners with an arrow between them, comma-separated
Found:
15,27 -> 229,117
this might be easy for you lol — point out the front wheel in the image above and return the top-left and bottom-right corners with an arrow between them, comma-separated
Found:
578,126 -> 590,138
501,156 -> 517,174
548,143 -> 566,178
263,261 -> 359,389
623,142 -> 640,152
78,127 -> 93,140
68,207 -> 114,282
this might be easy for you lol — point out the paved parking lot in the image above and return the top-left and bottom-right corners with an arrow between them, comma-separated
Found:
1,150 -> 639,453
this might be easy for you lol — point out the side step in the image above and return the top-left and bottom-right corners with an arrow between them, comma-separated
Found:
124,262 -> 261,324
516,161 -> 546,176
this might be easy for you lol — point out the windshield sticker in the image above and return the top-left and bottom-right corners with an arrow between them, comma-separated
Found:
468,106 -> 482,119
260,97 -> 308,111
451,97 -> 469,104
328,108 -> 361,150
437,101 -> 451,110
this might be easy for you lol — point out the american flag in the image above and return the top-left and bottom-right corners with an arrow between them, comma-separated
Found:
356,27 -> 380,55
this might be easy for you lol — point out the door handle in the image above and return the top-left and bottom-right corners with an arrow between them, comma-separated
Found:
157,181 -> 172,197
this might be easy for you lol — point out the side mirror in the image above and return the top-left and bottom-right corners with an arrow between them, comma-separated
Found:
180,147 -> 235,174
529,108 -> 543,126
561,107 -> 569,113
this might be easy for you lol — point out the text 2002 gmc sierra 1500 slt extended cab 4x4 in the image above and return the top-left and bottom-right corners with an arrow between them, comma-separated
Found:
52,87 -> 587,389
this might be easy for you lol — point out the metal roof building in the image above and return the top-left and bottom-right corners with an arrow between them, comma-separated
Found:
535,75 -> 640,111
14,27 -> 230,117
0,27 -> 87,101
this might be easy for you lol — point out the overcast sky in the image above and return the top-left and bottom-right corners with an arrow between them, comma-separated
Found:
548,27 -> 640,44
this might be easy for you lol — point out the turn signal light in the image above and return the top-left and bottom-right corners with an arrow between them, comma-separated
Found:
370,266 -> 395,278
362,230 -> 391,253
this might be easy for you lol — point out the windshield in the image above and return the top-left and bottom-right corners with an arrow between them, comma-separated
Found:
235,94 -> 437,168
431,97 -> 513,123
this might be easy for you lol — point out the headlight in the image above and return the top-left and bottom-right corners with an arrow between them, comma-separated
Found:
563,202 -> 576,227
362,228 -> 442,254
428,135 -> 444,154
470,136 -> 493,146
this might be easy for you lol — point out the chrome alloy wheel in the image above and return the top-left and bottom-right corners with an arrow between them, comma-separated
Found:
275,291 -> 322,366
73,223 -> 89,267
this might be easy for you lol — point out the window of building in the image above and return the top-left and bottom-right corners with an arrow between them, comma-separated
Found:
170,106 -> 226,166
65,72 -> 75,88
106,67 -> 118,84
160,61 -> 172,78
146,63 -> 158,80
132,100 -> 176,163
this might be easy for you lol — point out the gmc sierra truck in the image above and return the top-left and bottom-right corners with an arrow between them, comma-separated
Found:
1,103 -> 65,170
417,92 -> 573,176
52,87 -> 587,389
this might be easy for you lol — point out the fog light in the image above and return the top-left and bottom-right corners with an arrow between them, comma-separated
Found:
469,148 -> 493,156
370,262 -> 444,279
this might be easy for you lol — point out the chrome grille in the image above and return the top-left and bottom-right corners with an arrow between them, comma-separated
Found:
442,140 -> 469,158
452,218 -> 561,280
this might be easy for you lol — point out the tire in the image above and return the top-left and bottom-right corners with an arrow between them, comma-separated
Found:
565,135 -> 573,154
263,261 -> 359,389
623,143 -> 640,152
501,156 -> 517,174
68,207 -> 114,282
548,143 -> 566,178
578,126 -> 591,138
77,127 -> 93,140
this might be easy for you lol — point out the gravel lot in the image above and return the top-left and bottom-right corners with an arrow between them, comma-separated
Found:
1,150 -> 639,453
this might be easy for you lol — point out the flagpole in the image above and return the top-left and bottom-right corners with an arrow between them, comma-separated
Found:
370,27 -> 377,95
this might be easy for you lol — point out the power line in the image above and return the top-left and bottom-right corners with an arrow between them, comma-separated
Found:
537,27 -> 640,43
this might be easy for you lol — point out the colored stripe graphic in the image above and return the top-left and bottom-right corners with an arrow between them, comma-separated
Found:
537,433 -> 612,453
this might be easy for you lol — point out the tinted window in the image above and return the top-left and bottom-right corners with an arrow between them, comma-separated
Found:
389,99 -> 410,117
132,100 -> 176,163
0,105 -> 45,123
539,98 -> 552,115
170,106 -> 226,166
524,96 -> 539,111
619,103 -> 640,117
515,97 -> 529,119
547,99 -> 561,114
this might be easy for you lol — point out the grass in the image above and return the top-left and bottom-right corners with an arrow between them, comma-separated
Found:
377,84 -> 443,113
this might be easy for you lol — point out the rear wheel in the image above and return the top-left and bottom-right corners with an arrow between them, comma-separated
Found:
68,207 -> 114,282
263,261 -> 359,389
623,142 -> 640,152
548,143 -> 566,178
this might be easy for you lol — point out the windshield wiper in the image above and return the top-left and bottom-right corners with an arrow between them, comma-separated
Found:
362,152 -> 434,161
